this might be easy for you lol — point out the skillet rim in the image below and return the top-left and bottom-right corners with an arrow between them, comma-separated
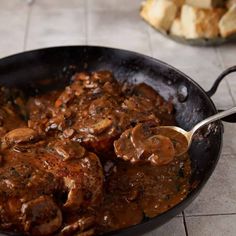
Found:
0,45 -> 223,236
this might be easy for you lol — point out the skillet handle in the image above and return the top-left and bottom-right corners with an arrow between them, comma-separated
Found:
206,65 -> 236,97
206,65 -> 236,123
215,110 -> 236,122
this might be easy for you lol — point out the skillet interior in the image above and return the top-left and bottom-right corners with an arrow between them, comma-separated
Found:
0,46 -> 222,236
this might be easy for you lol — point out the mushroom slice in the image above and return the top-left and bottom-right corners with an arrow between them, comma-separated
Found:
21,195 -> 62,236
114,123 -> 175,165
131,124 -> 175,165
55,86 -> 75,108
91,71 -> 113,84
130,123 -> 153,157
114,129 -> 140,163
60,216 -> 95,236
2,128 -> 39,149
146,135 -> 175,165
89,118 -> 113,135
63,177 -> 84,211
50,140 -> 86,161
151,127 -> 189,156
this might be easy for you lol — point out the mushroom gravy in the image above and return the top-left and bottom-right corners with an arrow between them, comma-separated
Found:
0,71 -> 191,235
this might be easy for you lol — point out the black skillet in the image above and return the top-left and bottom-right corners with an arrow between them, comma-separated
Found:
0,46 -> 235,236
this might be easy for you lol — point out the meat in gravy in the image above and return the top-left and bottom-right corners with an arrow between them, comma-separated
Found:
0,71 -> 191,235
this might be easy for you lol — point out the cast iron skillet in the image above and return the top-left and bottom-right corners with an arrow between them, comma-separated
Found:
0,46 -> 235,236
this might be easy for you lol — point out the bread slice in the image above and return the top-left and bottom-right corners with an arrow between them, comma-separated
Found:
140,0 -> 178,31
181,5 -> 225,38
185,0 -> 226,9
219,4 -> 236,37
170,18 -> 184,36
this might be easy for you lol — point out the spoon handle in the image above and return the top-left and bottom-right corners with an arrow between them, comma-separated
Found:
190,107 -> 236,135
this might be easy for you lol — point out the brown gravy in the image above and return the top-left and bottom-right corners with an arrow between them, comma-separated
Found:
0,71 -> 191,235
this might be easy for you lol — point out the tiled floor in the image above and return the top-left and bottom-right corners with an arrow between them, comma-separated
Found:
0,0 -> 236,235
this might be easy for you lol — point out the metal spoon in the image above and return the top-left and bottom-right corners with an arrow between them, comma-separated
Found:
156,107 -> 236,156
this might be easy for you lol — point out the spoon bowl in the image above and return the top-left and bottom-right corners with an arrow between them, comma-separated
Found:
157,107 -> 236,156
154,126 -> 190,156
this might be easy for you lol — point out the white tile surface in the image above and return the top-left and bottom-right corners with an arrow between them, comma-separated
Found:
217,43 -> 236,68
0,10 -> 28,58
87,9 -> 151,55
143,217 -> 186,236
179,67 -> 234,110
149,27 -> 221,69
0,0 -> 28,10
34,0 -> 85,9
186,215 -> 236,236
26,7 -> 86,50
225,73 -> 236,106
185,154 -> 236,216
222,123 -> 236,155
180,66 -> 236,157
87,0 -> 142,11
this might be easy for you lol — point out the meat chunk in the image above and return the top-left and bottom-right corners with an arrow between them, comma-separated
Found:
35,72 -> 123,154
28,72 -> 172,156
60,216 -> 95,236
0,155 -> 62,233
21,195 -> 62,235
0,133 -> 103,235
50,139 -> 86,161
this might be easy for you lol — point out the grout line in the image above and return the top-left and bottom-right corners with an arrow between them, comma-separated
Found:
23,2 -> 33,51
221,152 -> 236,155
214,47 -> 224,69
221,153 -> 236,157
84,0 -> 88,45
176,214 -> 183,217
220,152 -> 236,156
185,212 -> 236,218
225,78 -> 236,106
214,47 -> 236,106
182,211 -> 189,236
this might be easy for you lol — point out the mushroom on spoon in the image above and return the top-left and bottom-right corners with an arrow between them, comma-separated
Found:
114,107 -> 236,165
159,107 -> 236,157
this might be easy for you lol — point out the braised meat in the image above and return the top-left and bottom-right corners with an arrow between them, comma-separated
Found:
0,71 -> 191,236
28,71 -> 174,155
0,128 -> 103,235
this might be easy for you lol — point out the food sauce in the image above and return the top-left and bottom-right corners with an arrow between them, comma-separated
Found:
0,71 -> 191,236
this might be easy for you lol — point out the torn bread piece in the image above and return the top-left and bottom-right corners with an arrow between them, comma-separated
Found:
185,0 -> 226,9
140,0 -> 178,31
219,4 -> 236,37
181,4 -> 225,38
170,18 -> 184,37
